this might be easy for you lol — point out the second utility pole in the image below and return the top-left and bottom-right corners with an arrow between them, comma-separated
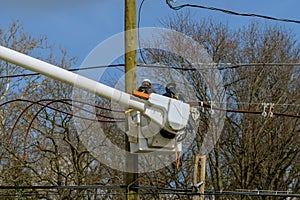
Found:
125,0 -> 139,200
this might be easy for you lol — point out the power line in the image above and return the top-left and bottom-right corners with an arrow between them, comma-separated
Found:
3,98 -> 125,159
138,62 -> 300,71
137,0 -> 148,64
166,0 -> 300,24
214,101 -> 300,107
0,62 -> 299,79
2,97 -> 299,155
2,98 -> 299,122
188,101 -> 300,118
0,64 -> 125,79
3,98 -> 297,161
1,99 -> 299,128
21,99 -> 124,160
1,185 -> 299,198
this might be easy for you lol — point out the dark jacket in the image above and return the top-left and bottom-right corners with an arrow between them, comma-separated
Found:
163,87 -> 184,101
138,82 -> 156,94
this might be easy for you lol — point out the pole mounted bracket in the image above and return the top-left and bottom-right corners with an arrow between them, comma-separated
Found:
192,181 -> 205,193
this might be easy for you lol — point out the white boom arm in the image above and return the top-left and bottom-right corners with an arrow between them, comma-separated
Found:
0,45 -> 144,111
0,45 -> 190,134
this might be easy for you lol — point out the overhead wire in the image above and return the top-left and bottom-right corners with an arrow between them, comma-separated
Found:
1,98 -> 125,160
2,97 -> 297,161
0,63 -> 125,79
165,0 -> 300,24
2,98 -> 299,142
188,101 -> 300,118
22,99 -> 125,160
0,185 -> 299,198
138,0 -> 148,64
6,98 -> 124,142
3,98 -> 299,150
0,62 -> 299,79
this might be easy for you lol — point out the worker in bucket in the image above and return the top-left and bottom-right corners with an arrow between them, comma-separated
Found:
163,82 -> 184,101
137,79 -> 156,94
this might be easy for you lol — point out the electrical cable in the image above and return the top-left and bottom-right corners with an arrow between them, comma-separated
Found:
166,0 -> 300,24
138,0 -> 148,64
3,97 -> 299,161
188,101 -> 300,118
6,98 -> 124,142
138,62 -> 300,71
2,97 -> 299,144
2,98 -> 298,127
1,62 -> 299,79
0,64 -> 125,79
3,98 -> 125,159
0,185 -> 299,198
21,99 -> 124,160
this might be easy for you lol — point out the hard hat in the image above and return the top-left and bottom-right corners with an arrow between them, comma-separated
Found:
142,79 -> 151,84
166,82 -> 176,88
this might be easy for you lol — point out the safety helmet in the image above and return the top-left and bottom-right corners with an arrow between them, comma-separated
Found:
166,82 -> 176,88
141,79 -> 152,88
142,79 -> 151,84
165,82 -> 177,95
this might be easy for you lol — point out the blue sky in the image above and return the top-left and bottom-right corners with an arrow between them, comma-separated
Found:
1,0 -> 300,65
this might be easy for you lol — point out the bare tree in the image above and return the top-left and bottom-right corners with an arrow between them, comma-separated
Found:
140,12 -> 299,200
1,14 -> 299,199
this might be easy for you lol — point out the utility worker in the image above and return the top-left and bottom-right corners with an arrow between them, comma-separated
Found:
137,79 -> 156,94
163,82 -> 184,101
160,82 -> 185,140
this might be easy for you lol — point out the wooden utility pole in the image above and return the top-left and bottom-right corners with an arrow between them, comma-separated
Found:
193,155 -> 206,200
125,0 -> 139,200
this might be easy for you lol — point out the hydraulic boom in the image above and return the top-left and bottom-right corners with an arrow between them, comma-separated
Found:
0,45 -> 190,153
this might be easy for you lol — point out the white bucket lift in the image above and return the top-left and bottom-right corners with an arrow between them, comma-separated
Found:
0,45 -> 190,154
127,93 -> 189,154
